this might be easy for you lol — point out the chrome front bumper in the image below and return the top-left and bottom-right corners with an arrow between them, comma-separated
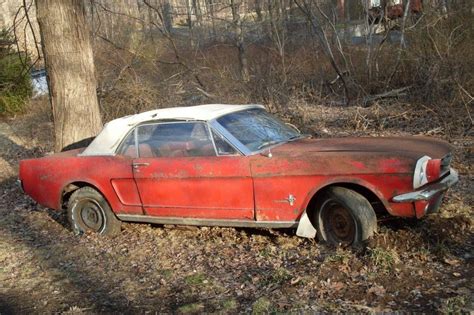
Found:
392,168 -> 459,203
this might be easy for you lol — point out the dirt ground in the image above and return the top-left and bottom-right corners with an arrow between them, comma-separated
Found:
0,99 -> 472,314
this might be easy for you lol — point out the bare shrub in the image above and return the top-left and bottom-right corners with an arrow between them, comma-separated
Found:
88,0 -> 472,138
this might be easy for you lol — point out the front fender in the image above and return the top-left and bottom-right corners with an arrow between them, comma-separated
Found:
300,175 -> 406,217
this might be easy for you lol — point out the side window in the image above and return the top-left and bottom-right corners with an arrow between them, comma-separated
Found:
211,130 -> 238,156
118,130 -> 137,158
136,122 -> 216,157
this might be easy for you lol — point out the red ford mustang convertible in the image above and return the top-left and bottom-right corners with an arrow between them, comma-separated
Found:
19,104 -> 458,246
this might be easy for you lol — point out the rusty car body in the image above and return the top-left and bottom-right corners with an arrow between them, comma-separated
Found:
19,104 -> 459,245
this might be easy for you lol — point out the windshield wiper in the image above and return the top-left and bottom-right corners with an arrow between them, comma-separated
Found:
289,134 -> 310,141
288,135 -> 302,141
257,135 -> 307,150
257,139 -> 286,150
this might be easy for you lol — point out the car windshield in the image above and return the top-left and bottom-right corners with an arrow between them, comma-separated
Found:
216,108 -> 301,152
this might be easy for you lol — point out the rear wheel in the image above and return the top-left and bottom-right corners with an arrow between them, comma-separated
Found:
67,186 -> 121,235
314,186 -> 377,246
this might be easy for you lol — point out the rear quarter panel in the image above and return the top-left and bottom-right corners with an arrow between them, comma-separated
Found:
19,153 -> 141,214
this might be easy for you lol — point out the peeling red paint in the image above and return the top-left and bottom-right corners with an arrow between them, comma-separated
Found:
351,161 -> 366,169
18,135 -> 454,224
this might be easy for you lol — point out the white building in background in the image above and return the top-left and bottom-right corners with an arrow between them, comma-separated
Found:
31,69 -> 48,98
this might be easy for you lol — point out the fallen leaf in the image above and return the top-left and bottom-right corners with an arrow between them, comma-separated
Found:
368,285 -> 386,297
330,281 -> 344,291
444,258 -> 461,266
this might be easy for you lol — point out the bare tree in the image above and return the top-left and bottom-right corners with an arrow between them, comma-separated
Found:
192,0 -> 203,26
206,0 -> 217,36
162,0 -> 174,32
36,0 -> 102,152
231,0 -> 249,81
255,0 -> 263,21
295,0 -> 351,104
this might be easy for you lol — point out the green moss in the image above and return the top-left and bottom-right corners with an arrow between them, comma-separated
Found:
440,295 -> 468,314
184,273 -> 208,286
252,297 -> 272,314
221,298 -> 238,311
271,267 -> 291,284
159,268 -> 173,278
367,246 -> 400,272
177,302 -> 204,314
325,247 -> 352,264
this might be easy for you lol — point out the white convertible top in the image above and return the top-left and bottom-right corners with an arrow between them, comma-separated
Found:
80,104 -> 264,156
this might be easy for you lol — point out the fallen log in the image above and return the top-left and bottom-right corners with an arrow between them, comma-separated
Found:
362,86 -> 412,107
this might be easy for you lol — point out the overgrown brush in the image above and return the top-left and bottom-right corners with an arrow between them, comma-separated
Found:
0,30 -> 31,115
397,9 -> 474,106
92,3 -> 473,128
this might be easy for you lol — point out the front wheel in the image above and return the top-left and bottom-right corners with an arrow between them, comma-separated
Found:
314,187 -> 377,246
67,186 -> 121,235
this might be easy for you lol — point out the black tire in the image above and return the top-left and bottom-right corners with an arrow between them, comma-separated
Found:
67,186 -> 121,235
313,186 -> 377,246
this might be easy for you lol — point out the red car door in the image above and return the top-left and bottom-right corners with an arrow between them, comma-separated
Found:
130,121 -> 254,219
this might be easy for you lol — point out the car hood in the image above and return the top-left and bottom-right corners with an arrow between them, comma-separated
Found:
250,136 -> 453,177
273,136 -> 452,160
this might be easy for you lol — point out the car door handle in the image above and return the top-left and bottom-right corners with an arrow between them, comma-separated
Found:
133,162 -> 150,169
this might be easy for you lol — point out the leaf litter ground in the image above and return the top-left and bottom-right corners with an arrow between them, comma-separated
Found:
0,99 -> 472,313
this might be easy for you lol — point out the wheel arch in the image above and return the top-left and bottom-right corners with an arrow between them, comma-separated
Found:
306,182 -> 389,221
296,180 -> 389,238
60,181 -> 106,210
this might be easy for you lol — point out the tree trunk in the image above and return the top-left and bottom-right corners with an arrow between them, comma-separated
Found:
164,1 -> 174,32
36,0 -> 102,152
185,0 -> 194,46
230,0 -> 249,82
192,0 -> 202,26
337,0 -> 345,21
255,0 -> 263,21
207,0 -> 216,37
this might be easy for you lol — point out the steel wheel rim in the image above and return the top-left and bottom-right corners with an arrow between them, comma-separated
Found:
76,199 -> 104,232
323,201 -> 356,244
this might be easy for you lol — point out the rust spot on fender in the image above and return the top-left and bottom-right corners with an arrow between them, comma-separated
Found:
40,174 -> 52,181
351,161 -> 366,169
194,164 -> 204,172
